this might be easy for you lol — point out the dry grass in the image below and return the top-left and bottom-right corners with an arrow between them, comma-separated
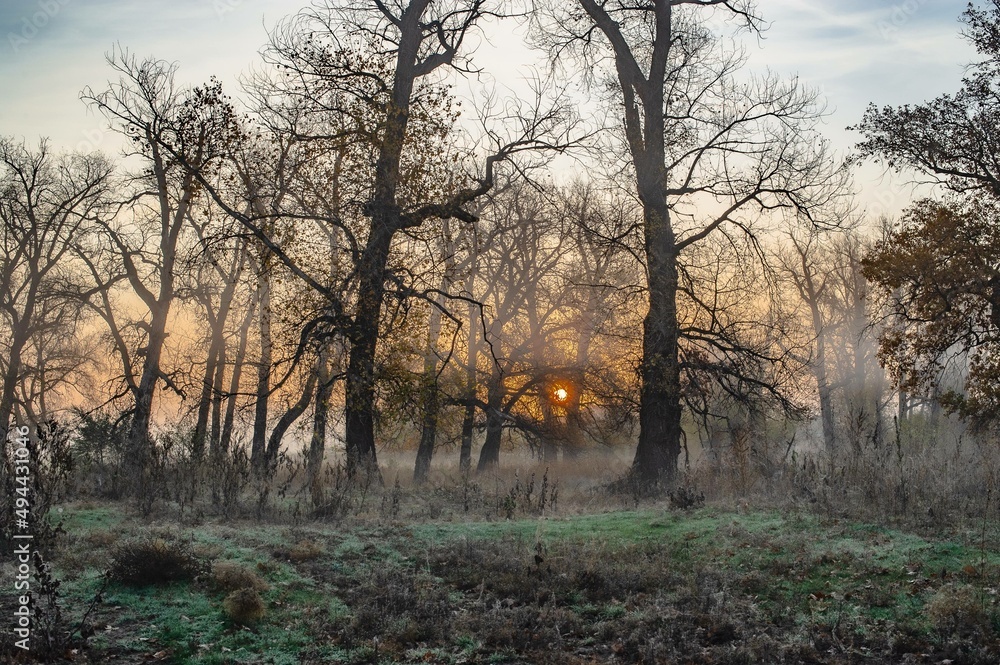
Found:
210,561 -> 268,592
288,539 -> 324,562
222,588 -> 266,624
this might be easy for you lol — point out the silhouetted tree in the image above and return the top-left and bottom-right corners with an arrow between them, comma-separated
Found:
81,52 -> 239,499
533,0 -> 848,485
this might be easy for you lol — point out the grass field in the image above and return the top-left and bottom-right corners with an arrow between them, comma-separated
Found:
4,491 -> 1000,664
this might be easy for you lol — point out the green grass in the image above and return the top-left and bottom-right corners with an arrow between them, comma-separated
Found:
42,502 -> 1000,664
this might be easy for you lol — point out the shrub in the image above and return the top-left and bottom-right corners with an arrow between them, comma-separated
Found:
211,561 -> 268,592
925,584 -> 989,637
223,588 -> 266,624
85,529 -> 118,548
288,539 -> 324,562
106,538 -> 204,586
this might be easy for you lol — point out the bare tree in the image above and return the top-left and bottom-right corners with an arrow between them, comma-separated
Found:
0,139 -> 112,443
533,0 -> 849,485
777,227 -> 838,454
141,0 -> 575,484
0,140 -> 112,538
80,52 -> 239,497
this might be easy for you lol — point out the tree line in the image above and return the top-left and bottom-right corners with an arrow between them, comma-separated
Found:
3,0 -> 1000,511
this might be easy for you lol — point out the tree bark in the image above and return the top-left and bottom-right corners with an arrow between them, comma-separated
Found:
476,373 -> 504,472
309,347 -> 333,506
414,295 -> 445,483
250,255 -> 272,467
192,343 -> 219,459
222,295 -> 255,453
344,225 -> 392,478
576,0 -> 682,486
265,370 -> 317,466
209,344 -> 227,456
459,227 -> 480,473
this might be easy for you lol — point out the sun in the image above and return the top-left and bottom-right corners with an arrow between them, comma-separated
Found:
553,387 -> 569,403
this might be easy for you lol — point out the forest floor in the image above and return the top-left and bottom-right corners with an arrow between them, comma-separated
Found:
4,489 -> 1000,664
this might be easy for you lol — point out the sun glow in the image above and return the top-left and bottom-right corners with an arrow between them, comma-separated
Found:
553,387 -> 569,403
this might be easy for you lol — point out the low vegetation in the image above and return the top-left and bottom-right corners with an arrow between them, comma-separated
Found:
2,465 -> 1000,664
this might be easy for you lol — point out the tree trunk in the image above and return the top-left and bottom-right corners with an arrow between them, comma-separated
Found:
0,323 -> 30,454
414,221 -> 453,484
251,261 -> 272,466
222,297 -> 255,453
209,344 -> 226,456
811,312 -> 837,456
459,400 -> 475,474
344,225 -> 392,478
459,226 -> 480,474
577,0 -> 681,486
476,374 -> 504,472
192,343 -> 219,459
632,217 -> 682,485
125,300 -> 171,499
413,295 -> 445,483
309,347 -> 333,506
265,370 -> 317,467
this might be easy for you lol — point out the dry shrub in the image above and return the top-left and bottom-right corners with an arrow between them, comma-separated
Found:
84,530 -> 118,548
288,539 -> 323,562
211,561 -> 268,592
925,584 -> 990,637
223,588 -> 265,624
340,567 -> 454,650
191,542 -> 225,560
106,537 -> 204,586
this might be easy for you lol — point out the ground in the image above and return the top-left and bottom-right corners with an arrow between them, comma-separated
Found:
3,490 -> 1000,665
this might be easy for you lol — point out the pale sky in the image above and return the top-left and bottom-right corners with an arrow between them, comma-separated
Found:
0,0 -> 976,217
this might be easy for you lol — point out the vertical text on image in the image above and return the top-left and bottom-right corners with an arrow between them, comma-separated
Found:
11,424 -> 33,651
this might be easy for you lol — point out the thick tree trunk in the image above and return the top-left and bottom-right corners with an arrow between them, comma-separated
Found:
578,0 -> 682,486
632,221 -> 682,485
126,300 -> 171,499
413,378 -> 440,483
344,225 -> 392,478
476,410 -> 504,473
476,374 -> 504,472
0,324 -> 29,452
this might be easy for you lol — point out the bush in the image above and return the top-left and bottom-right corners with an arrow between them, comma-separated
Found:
223,588 -> 266,624
106,538 -> 204,586
925,584 -> 990,638
211,561 -> 268,592
288,539 -> 324,563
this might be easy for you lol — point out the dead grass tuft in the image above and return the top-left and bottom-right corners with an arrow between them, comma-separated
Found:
925,584 -> 990,637
211,561 -> 269,592
223,588 -> 266,624
288,539 -> 324,562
